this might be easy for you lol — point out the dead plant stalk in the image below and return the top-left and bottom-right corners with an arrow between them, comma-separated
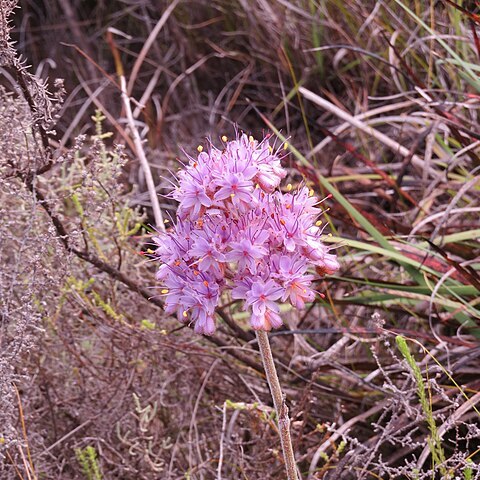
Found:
119,75 -> 165,230
299,86 -> 440,180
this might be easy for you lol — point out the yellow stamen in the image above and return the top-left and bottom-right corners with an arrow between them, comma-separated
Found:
249,135 -> 254,143
161,289 -> 169,294
183,311 -> 188,318
164,218 -> 170,223
230,193 -> 235,198
268,145 -> 273,153
309,189 -> 314,197
315,220 -> 322,227
146,248 -> 155,254
197,145 -> 203,152
283,142 -> 288,150
221,135 -> 228,142
287,183 -> 292,192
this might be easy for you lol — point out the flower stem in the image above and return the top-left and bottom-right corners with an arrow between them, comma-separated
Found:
256,330 -> 299,480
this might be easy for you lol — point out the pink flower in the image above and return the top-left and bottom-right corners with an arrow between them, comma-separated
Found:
214,172 -> 254,207
176,180 -> 212,220
245,279 -> 283,316
153,132 -> 339,335
189,235 -> 225,275
251,308 -> 283,331
255,161 -> 287,193
226,238 -> 268,274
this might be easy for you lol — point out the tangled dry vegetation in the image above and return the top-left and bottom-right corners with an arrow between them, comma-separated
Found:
1,0 -> 479,478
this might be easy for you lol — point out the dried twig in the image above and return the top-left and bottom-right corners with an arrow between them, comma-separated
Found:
126,0 -> 182,95
120,75 -> 165,229
299,87 -> 441,180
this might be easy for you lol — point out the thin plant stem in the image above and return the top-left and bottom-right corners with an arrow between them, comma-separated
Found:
127,0 -> 181,95
120,75 -> 165,230
256,330 -> 299,480
107,30 -> 165,231
298,86 -> 440,180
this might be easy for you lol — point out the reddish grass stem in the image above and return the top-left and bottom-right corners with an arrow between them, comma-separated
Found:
256,330 -> 299,480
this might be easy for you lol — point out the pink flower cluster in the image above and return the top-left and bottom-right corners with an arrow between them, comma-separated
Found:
153,133 -> 339,335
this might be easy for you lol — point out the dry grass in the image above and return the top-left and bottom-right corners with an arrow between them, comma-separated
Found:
1,0 -> 479,478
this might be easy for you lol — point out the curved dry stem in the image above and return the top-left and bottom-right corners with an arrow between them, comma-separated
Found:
299,86 -> 441,180
120,75 -> 165,230
126,0 -> 182,96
